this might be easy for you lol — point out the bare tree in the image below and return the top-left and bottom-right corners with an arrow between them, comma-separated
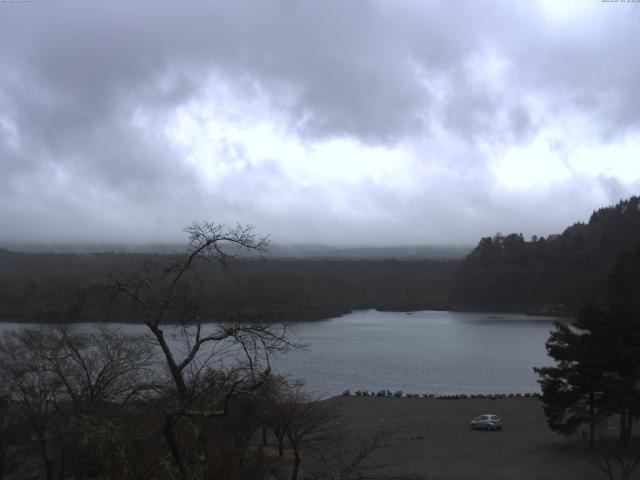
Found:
0,386 -> 14,480
0,324 -> 161,480
0,223 -> 320,479
91,222 -> 300,478
0,327 -> 65,480
261,384 -> 415,480
257,375 -> 296,457
283,391 -> 335,480
308,421 -> 422,480
588,444 -> 640,480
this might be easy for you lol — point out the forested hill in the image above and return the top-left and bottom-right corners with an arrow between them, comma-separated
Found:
451,196 -> 640,315
0,249 -> 456,322
2,196 -> 640,322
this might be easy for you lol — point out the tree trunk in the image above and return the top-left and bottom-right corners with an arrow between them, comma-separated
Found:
618,410 -> 631,447
147,324 -> 188,401
36,429 -> 53,480
56,452 -> 65,480
0,439 -> 6,480
163,413 -> 187,477
290,445 -> 300,480
589,391 -> 595,446
277,434 -> 284,457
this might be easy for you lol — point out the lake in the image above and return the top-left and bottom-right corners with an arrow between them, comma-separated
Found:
0,310 -> 560,399
272,309 -> 559,398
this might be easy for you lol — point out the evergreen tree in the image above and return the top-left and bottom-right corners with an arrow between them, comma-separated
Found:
535,303 -> 607,444
600,245 -> 640,446
535,244 -> 640,446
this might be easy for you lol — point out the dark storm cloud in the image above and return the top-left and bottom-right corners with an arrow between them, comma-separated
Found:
5,2 -> 640,139
1,0 -> 640,244
0,1 -> 532,147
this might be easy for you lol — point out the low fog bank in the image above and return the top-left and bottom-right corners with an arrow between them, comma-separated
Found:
0,242 -> 472,260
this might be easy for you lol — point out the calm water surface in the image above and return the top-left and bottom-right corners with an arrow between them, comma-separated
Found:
0,310 -> 560,399
273,310 -> 561,398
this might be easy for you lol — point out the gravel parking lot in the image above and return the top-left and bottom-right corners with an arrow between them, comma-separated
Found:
324,396 -> 607,480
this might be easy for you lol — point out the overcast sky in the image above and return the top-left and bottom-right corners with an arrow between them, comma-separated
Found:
1,0 -> 640,246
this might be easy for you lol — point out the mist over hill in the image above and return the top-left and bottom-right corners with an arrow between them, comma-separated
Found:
0,242 -> 471,260
1,196 -> 639,322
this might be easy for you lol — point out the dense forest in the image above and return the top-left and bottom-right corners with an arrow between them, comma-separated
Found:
0,250 -> 455,322
451,196 -> 640,315
1,196 -> 639,322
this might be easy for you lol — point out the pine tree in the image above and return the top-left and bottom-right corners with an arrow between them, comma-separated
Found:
535,245 -> 640,446
535,303 -> 607,444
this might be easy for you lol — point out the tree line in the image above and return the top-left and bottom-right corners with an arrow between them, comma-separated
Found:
4,197 -> 640,322
451,196 -> 640,316
0,249 -> 455,323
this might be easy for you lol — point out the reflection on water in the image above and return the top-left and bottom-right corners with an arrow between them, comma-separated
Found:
0,310 -> 561,399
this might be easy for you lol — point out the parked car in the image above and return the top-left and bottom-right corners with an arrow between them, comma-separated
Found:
470,414 -> 502,431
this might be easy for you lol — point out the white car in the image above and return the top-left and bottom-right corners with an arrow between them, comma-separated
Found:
470,414 -> 502,431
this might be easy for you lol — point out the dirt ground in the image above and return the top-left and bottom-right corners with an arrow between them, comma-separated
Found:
323,396 -> 611,480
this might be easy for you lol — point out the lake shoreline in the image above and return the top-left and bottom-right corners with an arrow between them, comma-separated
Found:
0,304 -> 569,324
